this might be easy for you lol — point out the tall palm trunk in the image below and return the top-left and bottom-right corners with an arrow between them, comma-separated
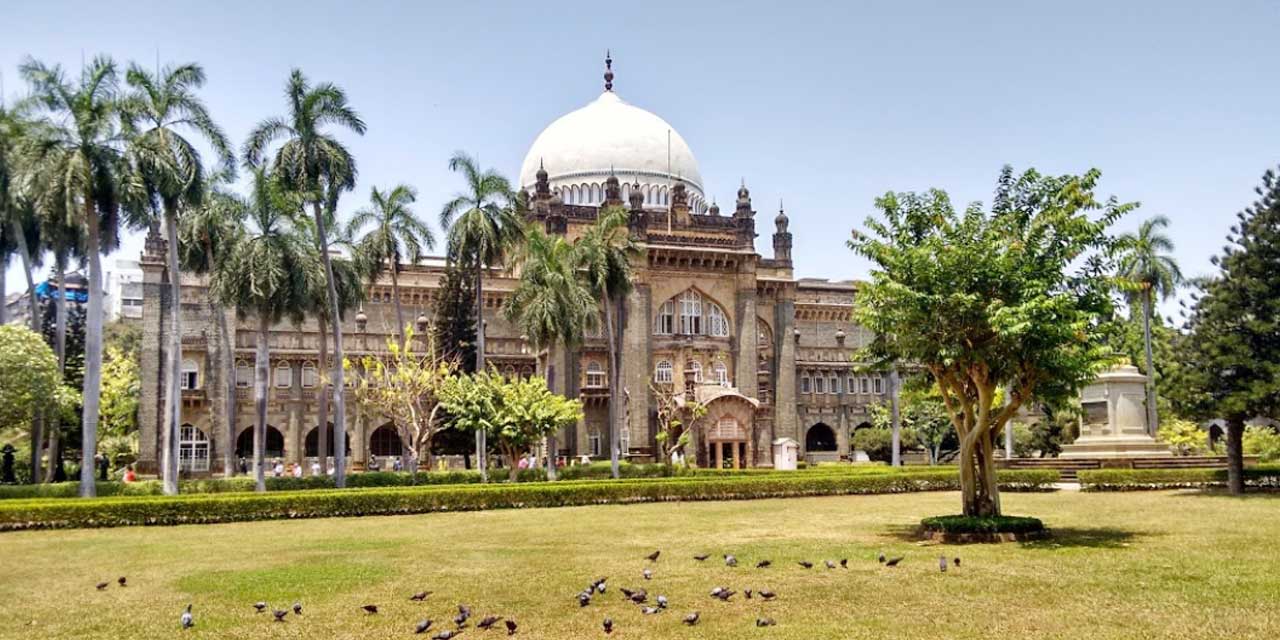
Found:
1141,289 -> 1159,436
537,349 -> 559,481
605,294 -> 622,478
48,258 -> 68,483
316,316 -> 330,476
0,257 -> 6,324
161,209 -> 182,494
215,302 -> 236,477
473,254 -> 487,481
253,315 -> 269,492
1225,415 -> 1245,495
10,215 -> 43,483
391,267 -> 406,348
79,201 -> 104,498
312,202 -> 347,487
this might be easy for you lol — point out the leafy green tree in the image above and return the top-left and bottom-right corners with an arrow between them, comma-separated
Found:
1116,215 -> 1183,435
210,168 -> 322,491
348,328 -> 454,477
122,61 -> 233,495
347,184 -> 435,347
505,226 -> 596,479
432,263 -> 477,372
1170,166 -> 1280,493
575,206 -> 639,478
438,371 -> 584,482
244,69 -> 365,487
440,151 -> 522,480
1157,417 -> 1210,456
1243,425 -> 1280,463
848,167 -> 1128,516
19,56 -> 133,497
0,325 -> 77,433
651,382 -> 707,467
98,344 -> 140,440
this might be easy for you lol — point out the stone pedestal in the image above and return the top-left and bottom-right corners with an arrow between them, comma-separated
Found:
1060,364 -> 1173,458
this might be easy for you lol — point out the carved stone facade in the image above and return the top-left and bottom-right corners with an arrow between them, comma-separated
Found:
134,61 -> 892,474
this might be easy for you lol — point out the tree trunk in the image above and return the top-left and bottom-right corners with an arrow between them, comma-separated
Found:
391,267 -> 406,348
473,253 -> 487,481
0,257 -> 6,324
215,304 -> 237,477
317,316 -> 330,476
605,293 -> 621,479
1141,290 -> 1159,436
312,202 -> 348,488
1225,415 -> 1245,495
889,369 -> 902,467
161,210 -> 182,495
79,201 -> 104,498
253,316 -> 270,492
11,216 -> 43,483
45,427 -> 60,483
540,350 -> 559,481
47,258 -> 70,484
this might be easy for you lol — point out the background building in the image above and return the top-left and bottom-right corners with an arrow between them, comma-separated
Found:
135,59 -> 892,474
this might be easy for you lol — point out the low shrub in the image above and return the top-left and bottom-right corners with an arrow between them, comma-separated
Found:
920,514 -> 1046,534
1078,467 -> 1280,491
0,469 -> 1058,531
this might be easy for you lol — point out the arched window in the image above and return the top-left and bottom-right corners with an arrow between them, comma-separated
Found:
585,361 -> 606,388
654,360 -> 673,384
178,424 -> 210,472
590,184 -> 600,203
370,424 -> 403,457
714,361 -> 729,386
301,361 -> 319,388
274,362 -> 293,389
708,304 -> 729,337
180,359 -> 199,390
687,360 -> 703,383
571,185 -> 580,204
830,374 -> 840,394
621,183 -> 630,201
679,290 -> 702,335
235,360 -> 252,388
654,300 -> 675,335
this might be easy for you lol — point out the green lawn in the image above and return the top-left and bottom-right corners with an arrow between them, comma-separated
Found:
1,490 -> 1276,639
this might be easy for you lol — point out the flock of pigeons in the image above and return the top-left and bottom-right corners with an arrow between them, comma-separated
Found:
95,548 -> 963,635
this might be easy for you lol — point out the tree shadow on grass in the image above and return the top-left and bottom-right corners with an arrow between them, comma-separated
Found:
1169,488 -> 1280,500
880,524 -> 1143,549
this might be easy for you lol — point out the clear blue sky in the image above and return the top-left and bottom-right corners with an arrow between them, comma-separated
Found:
4,0 -> 1278,320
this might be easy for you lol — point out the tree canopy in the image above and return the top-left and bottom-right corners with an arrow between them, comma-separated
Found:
848,166 -> 1129,516
0,325 -> 77,433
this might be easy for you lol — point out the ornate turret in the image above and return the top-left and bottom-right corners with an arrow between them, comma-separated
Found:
355,308 -> 368,332
772,200 -> 792,264
671,179 -> 690,223
734,179 -> 756,246
627,179 -> 648,238
708,199 -> 720,216
543,161 -> 567,235
604,172 -> 622,207
533,159 -> 552,216
141,220 -> 167,264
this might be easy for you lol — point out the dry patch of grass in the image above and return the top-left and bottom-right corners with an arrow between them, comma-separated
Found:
0,490 -> 1277,639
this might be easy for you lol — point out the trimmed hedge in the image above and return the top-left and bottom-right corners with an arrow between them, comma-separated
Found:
921,514 -> 1045,534
0,469 -> 1058,531
1078,467 -> 1280,491
0,463 -> 1041,500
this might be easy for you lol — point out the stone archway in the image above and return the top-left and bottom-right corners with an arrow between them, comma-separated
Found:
806,422 -> 837,451
696,386 -> 761,468
235,425 -> 284,460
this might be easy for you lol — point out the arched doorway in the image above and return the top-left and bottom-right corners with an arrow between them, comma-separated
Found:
236,425 -> 284,459
369,424 -> 404,458
305,423 -> 351,457
708,417 -> 748,469
806,423 -> 837,451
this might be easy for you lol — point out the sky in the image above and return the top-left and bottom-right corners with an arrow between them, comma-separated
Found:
3,0 -> 1278,320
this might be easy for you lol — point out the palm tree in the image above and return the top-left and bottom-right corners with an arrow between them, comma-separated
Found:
1117,215 -> 1183,435
178,173 -> 244,477
440,152 -> 522,481
210,168 -> 321,491
244,69 -> 365,487
575,206 -> 639,478
505,226 -> 596,480
347,184 -> 434,347
19,56 -> 131,498
122,62 -> 233,494
298,182 -> 366,476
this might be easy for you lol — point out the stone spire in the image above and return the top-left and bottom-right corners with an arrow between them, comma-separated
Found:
734,179 -> 756,246
627,177 -> 648,238
603,50 -> 614,92
773,200 -> 792,264
604,169 -> 622,206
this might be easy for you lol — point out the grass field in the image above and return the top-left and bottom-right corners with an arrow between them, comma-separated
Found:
0,490 -> 1277,639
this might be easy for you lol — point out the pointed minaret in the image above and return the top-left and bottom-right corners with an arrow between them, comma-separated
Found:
627,177 -> 648,239
603,50 -> 614,92
534,158 -> 551,217
773,200 -> 792,265
734,179 -> 756,246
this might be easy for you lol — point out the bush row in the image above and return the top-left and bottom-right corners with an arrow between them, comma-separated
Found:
0,463 -> 969,500
0,469 -> 1058,531
1078,467 -> 1280,491
920,514 -> 1046,534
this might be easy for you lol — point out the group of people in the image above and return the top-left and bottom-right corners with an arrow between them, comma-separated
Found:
234,457 -> 337,478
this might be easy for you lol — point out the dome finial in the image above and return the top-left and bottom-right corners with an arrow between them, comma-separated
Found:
604,50 -> 614,91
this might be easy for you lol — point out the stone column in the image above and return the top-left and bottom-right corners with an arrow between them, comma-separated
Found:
136,259 -> 166,474
774,296 -> 799,441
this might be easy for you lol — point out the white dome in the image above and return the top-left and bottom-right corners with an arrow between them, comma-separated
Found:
519,90 -> 707,211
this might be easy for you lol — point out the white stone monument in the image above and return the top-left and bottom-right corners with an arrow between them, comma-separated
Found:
1060,364 -> 1174,458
